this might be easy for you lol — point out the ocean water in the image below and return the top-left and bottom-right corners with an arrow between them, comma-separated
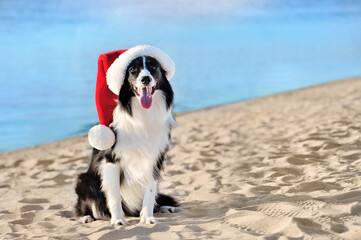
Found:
0,0 -> 361,152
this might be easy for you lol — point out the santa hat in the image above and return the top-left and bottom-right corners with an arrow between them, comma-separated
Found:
88,45 -> 175,150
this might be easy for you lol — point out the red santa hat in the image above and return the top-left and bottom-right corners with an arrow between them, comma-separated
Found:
88,45 -> 175,150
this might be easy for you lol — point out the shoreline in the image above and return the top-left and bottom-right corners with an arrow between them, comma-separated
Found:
2,76 -> 359,155
1,77 -> 361,239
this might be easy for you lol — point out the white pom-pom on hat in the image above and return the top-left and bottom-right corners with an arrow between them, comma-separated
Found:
88,125 -> 115,150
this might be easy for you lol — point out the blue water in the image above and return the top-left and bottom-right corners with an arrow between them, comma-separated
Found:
1,0 -> 361,152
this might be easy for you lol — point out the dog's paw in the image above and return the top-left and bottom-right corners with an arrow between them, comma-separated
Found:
159,206 -> 176,213
140,208 -> 158,224
140,216 -> 159,224
80,215 -> 94,223
110,216 -> 128,226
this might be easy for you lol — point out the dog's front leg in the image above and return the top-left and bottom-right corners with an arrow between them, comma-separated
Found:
100,161 -> 128,225
140,179 -> 158,224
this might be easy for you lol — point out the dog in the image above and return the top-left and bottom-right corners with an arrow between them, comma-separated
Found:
75,54 -> 177,225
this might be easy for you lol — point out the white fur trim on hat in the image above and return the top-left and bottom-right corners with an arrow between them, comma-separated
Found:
106,45 -> 175,95
88,125 -> 115,150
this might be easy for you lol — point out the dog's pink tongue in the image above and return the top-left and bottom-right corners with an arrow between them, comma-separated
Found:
140,87 -> 153,109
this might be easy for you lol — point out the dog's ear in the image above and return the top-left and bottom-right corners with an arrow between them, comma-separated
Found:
117,70 -> 134,116
124,70 -> 130,85
160,68 -> 169,82
158,68 -> 173,110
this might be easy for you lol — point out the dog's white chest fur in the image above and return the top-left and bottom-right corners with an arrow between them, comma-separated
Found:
110,92 -> 173,211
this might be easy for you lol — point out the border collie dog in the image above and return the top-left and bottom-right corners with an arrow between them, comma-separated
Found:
75,53 -> 177,225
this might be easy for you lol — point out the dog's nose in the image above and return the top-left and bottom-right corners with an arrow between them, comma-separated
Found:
141,76 -> 151,85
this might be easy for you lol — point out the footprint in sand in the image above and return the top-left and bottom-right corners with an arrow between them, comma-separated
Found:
19,198 -> 49,204
39,173 -> 73,188
20,205 -> 44,212
331,223 -> 349,233
223,198 -> 343,238
9,210 -> 36,226
48,204 -> 63,210
287,153 -> 326,165
288,181 -> 342,193
350,203 -> 361,216
34,222 -> 57,229
270,167 -> 303,184
323,141 -> 342,150
10,218 -> 33,225
287,156 -> 313,165
251,185 -> 281,195
224,209 -> 299,237
329,130 -> 350,138
342,153 -> 361,163
36,159 -> 54,168
56,210 -> 73,218
292,218 -> 328,235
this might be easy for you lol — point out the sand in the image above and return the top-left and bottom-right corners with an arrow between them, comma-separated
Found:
1,77 -> 361,239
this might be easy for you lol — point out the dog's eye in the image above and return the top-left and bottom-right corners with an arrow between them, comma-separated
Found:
148,65 -> 156,71
129,67 -> 137,74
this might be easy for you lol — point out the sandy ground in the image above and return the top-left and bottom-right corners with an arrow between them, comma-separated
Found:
1,77 -> 361,239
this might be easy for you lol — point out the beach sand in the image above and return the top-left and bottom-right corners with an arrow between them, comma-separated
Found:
1,77 -> 361,239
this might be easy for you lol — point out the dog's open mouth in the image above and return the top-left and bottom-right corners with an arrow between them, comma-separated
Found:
133,86 -> 156,109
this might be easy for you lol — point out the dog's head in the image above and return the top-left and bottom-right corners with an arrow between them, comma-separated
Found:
118,56 -> 173,114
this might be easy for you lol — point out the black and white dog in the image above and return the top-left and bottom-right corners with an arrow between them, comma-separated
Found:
75,50 -> 177,225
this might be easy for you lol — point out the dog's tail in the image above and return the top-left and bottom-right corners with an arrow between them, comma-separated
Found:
156,193 -> 179,207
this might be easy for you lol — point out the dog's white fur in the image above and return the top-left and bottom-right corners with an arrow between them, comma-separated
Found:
99,161 -> 128,225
